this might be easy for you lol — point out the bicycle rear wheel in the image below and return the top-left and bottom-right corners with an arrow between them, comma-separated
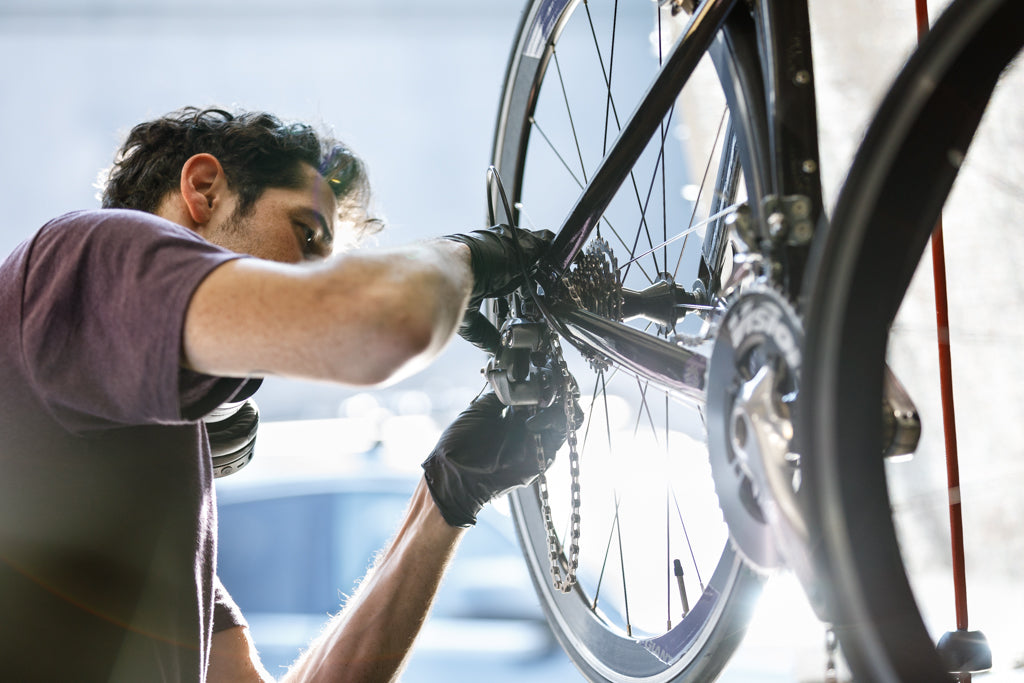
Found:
493,1 -> 775,679
801,0 -> 1024,679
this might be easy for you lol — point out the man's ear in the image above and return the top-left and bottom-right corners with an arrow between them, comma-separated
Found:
180,153 -> 228,226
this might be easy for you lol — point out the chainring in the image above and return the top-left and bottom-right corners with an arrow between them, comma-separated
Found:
706,285 -> 809,574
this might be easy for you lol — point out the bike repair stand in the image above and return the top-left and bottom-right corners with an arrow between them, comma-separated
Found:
915,2 -> 992,679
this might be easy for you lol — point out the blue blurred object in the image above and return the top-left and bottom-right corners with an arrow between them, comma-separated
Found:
215,421 -> 581,682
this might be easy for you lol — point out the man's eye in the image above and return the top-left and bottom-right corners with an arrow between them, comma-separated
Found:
297,223 -> 316,245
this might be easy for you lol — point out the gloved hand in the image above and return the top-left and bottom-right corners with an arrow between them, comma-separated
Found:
445,224 -> 555,354
422,392 -> 576,528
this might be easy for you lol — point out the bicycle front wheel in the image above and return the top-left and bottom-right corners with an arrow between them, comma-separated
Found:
493,1 -> 775,680
801,0 -> 1024,679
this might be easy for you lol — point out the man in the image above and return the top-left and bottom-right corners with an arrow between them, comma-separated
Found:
0,107 -> 559,681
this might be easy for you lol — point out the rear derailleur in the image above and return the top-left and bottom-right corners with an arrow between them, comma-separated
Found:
484,292 -> 583,592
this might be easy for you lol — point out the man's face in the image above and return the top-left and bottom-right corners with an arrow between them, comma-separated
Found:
203,163 -> 338,264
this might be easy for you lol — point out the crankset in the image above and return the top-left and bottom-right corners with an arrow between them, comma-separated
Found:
706,283 -> 922,620
705,284 -> 845,620
707,286 -> 805,570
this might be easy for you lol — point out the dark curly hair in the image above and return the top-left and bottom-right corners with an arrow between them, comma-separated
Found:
101,107 -> 382,244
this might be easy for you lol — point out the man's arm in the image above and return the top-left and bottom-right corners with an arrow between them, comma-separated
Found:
280,478 -> 464,683
207,481 -> 458,683
209,626 -> 276,682
271,393 -> 567,682
182,240 -> 472,386
206,393 -> 566,682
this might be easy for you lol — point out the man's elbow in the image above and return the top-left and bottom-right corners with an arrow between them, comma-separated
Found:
323,256 -> 467,386
346,312 -> 439,386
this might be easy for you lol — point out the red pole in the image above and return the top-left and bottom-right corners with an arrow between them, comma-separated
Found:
930,219 -> 970,633
916,0 -> 970,637
914,0 -> 930,39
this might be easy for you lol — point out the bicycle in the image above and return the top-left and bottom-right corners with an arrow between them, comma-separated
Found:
480,0 -> 1024,680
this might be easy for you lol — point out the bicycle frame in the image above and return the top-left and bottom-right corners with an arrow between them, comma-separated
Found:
493,1 -> 830,676
504,0 -> 824,401
497,0 -> 1023,678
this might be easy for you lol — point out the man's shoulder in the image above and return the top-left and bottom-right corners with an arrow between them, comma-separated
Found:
2,209 -> 192,280
28,208 -> 231,275
40,208 -> 203,244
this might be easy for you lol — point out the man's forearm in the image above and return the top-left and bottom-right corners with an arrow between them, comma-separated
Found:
281,478 -> 464,683
183,239 -> 473,386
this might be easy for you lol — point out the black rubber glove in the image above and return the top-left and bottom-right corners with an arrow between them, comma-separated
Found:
446,224 -> 555,301
445,224 -> 555,354
422,392 -> 572,528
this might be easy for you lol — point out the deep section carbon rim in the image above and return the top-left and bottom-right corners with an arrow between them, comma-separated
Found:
801,0 -> 1024,678
493,1 -> 768,679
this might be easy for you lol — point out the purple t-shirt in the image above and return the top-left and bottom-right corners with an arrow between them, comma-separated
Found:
0,210 -> 258,681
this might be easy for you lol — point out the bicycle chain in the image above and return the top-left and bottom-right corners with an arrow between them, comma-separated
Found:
534,333 -> 581,593
528,237 -> 619,592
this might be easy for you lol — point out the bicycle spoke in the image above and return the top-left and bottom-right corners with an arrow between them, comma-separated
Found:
587,367 -> 633,628
529,116 -> 659,285
529,116 -> 587,191
624,112 -> 675,282
578,368 -> 605,454
615,490 -> 633,637
665,391 -> 673,629
553,50 -> 590,185
582,0 -> 623,152
666,482 -> 673,629
619,204 -> 741,273
579,0 -> 670,280
633,377 -> 661,448
661,121 -> 669,274
672,487 -> 706,590
657,8 -> 669,275
591,491 -> 623,611
593,369 -> 636,638
674,106 -> 729,280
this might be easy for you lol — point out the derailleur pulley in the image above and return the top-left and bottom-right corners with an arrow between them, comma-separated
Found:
485,317 -> 559,407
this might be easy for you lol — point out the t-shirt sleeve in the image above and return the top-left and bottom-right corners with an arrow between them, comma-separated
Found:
19,210 -> 251,432
212,575 -> 249,633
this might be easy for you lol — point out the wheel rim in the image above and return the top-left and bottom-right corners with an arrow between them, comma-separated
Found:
801,0 -> 1024,678
495,1 -> 766,679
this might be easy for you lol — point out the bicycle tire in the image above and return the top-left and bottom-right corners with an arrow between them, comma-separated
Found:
492,1 -> 775,679
801,0 -> 1024,679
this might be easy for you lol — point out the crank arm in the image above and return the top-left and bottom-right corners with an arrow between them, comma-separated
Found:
882,364 -> 921,460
